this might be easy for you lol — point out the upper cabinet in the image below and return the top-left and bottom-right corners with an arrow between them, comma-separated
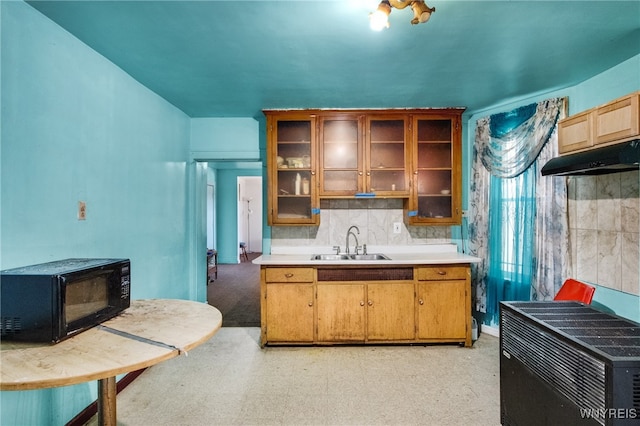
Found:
318,114 -> 409,197
266,112 -> 319,226
319,114 -> 363,196
405,113 -> 462,226
559,91 -> 640,154
265,109 -> 464,226
366,115 -> 410,197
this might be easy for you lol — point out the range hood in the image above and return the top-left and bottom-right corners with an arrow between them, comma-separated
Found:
541,139 -> 640,176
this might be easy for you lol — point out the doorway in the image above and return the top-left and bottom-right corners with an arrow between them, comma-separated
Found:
237,176 -> 263,256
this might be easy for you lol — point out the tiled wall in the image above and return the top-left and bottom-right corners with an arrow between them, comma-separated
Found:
271,199 -> 452,248
568,170 -> 640,295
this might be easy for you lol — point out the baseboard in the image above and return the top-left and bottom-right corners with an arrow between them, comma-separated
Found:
65,369 -> 146,426
481,324 -> 500,337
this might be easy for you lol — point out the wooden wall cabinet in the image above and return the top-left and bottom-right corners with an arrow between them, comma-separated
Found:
260,264 -> 471,347
266,113 -> 319,225
265,108 -> 464,225
558,91 -> 640,154
405,113 -> 462,225
318,114 -> 410,197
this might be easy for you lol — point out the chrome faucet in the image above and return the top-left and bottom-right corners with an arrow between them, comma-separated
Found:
345,225 -> 360,255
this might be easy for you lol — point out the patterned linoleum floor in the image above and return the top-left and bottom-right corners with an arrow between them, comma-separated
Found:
98,327 -> 500,425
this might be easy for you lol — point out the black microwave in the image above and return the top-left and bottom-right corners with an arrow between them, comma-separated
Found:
0,258 -> 130,343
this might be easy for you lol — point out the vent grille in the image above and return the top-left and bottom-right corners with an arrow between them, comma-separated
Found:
1,317 -> 22,335
634,374 -> 640,409
502,310 -> 606,425
317,267 -> 413,281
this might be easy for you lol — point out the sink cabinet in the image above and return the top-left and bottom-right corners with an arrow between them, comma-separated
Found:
316,282 -> 366,342
260,264 -> 471,347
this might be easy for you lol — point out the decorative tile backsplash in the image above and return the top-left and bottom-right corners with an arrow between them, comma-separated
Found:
568,170 -> 640,295
270,199 -> 452,249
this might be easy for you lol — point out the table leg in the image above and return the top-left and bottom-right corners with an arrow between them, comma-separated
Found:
97,376 -> 117,426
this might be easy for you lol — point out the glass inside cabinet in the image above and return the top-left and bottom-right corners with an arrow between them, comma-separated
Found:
271,118 -> 317,224
319,117 -> 361,195
410,117 -> 459,223
367,117 -> 408,195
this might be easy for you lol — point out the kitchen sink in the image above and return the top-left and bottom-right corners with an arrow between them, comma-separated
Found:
310,253 -> 390,261
348,254 -> 390,260
310,254 -> 350,260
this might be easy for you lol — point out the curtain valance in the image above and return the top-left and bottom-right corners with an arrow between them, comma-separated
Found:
476,98 -> 564,178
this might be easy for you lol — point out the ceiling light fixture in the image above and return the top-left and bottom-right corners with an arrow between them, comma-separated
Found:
369,0 -> 435,31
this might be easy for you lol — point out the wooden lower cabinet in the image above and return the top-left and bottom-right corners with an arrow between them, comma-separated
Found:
261,265 -> 471,347
261,267 -> 315,344
416,266 -> 471,347
367,282 -> 415,341
265,283 -> 315,343
316,283 -> 365,342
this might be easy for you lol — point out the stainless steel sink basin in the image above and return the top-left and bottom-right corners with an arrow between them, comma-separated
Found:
310,254 -> 350,260
349,254 -> 390,260
310,253 -> 390,261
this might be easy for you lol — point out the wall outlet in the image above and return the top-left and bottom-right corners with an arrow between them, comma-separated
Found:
393,222 -> 402,234
78,201 -> 86,220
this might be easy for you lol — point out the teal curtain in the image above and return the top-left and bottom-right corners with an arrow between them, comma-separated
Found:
485,169 -> 536,325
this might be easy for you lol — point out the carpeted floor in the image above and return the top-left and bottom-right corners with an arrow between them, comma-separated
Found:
207,252 -> 261,327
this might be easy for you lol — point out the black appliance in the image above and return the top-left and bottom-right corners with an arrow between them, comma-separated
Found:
541,139 -> 640,176
1,258 -> 130,343
500,301 -> 640,426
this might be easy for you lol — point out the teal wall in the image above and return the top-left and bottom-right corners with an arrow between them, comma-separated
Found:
1,2 -> 198,424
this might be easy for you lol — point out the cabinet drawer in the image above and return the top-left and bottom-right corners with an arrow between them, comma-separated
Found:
417,266 -> 468,281
265,267 -> 314,283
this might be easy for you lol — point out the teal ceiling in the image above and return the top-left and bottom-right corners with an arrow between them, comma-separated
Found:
27,1 -> 640,118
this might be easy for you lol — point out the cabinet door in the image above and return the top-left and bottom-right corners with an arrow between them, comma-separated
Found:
267,114 -> 319,225
366,116 -> 410,197
558,111 -> 593,154
319,115 -> 363,196
407,114 -> 462,225
594,92 -> 639,145
416,280 -> 466,340
265,283 -> 315,343
316,283 -> 365,342
367,282 -> 415,341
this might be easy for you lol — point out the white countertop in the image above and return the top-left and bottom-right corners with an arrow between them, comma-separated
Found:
253,244 -> 481,266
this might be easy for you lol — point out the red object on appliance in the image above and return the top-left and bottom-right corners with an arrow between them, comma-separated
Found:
554,279 -> 596,304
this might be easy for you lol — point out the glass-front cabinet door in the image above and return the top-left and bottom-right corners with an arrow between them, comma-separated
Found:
366,115 -> 410,197
266,113 -> 319,225
407,113 -> 462,225
319,115 -> 363,196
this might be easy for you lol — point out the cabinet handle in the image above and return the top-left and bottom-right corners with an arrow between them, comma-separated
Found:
359,171 -> 363,176
366,172 -> 370,176
437,270 -> 446,276
308,301 -> 313,307
419,299 -> 424,305
360,301 -> 365,306
368,300 -> 373,306
285,273 -> 294,278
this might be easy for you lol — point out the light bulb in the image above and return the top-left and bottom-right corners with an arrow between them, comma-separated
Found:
370,9 -> 390,30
